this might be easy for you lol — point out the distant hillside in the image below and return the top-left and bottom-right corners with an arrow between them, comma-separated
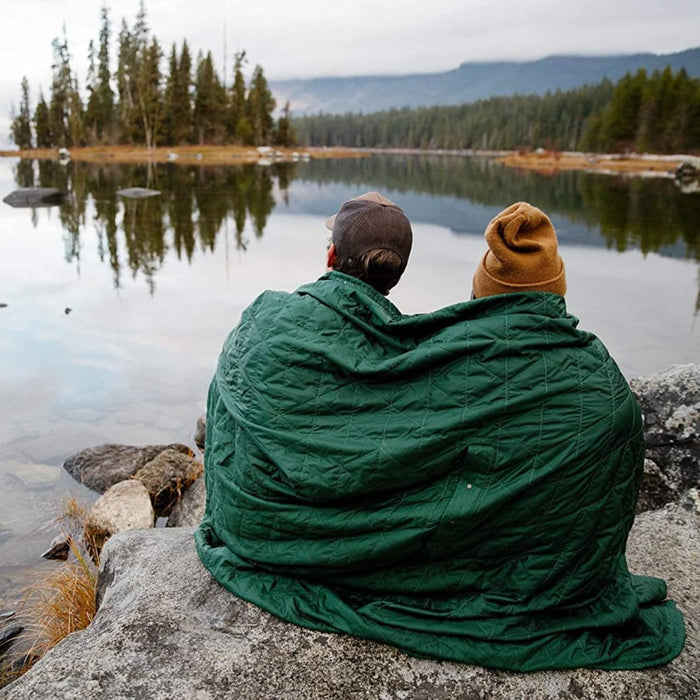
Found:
271,48 -> 700,115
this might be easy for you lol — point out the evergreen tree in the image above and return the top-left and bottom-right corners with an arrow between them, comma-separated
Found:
34,90 -> 51,147
116,18 -> 135,141
246,64 -> 275,145
176,41 -> 193,143
193,51 -> 226,143
85,39 -> 100,142
48,33 -> 74,147
165,40 -> 192,144
275,101 -> 296,146
227,50 -> 247,141
11,76 -> 33,149
136,37 -> 164,148
96,5 -> 115,140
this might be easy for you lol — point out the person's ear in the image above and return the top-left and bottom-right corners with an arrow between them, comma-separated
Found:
326,242 -> 337,270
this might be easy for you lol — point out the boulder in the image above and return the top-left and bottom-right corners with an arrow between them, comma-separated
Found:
166,476 -> 206,527
2,188 -> 63,208
83,480 -> 154,557
133,450 -> 203,517
62,443 -> 193,494
631,364 -> 699,511
2,505 -> 697,700
194,414 -> 206,451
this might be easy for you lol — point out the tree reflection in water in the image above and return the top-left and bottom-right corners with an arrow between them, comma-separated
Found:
11,155 -> 699,301
16,159 -> 292,293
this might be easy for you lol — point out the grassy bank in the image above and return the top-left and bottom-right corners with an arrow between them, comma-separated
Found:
0,145 -> 367,166
495,151 -> 690,175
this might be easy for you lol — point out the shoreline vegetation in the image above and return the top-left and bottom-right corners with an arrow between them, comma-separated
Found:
0,145 -> 363,166
0,145 -> 692,175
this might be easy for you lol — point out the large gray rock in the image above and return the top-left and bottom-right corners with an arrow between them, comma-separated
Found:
62,443 -> 193,494
2,188 -> 63,208
166,476 -> 206,527
631,364 -> 700,512
2,506 -> 697,700
83,480 -> 154,557
133,449 -> 203,517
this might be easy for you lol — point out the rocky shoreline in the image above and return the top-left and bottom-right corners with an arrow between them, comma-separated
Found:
0,364 -> 698,698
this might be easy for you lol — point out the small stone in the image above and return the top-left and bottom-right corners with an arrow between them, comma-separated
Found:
41,535 -> 71,561
194,414 -> 206,451
116,187 -> 161,199
84,480 -> 154,557
134,450 -> 203,517
0,624 -> 23,653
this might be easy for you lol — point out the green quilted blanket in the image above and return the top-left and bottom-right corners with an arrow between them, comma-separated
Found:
196,272 -> 685,671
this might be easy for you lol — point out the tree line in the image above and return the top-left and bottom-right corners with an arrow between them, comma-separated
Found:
293,67 -> 700,154
10,2 -> 296,150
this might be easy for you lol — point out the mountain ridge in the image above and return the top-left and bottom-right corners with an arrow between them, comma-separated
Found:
270,48 -> 700,115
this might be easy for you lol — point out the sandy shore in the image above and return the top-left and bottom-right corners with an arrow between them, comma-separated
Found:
0,145 -> 695,176
494,151 -> 693,176
0,144 -> 367,165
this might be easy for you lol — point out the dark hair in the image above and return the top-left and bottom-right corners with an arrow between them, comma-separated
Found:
333,248 -> 404,295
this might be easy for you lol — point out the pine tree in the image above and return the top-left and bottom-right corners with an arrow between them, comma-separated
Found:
246,64 -> 275,145
34,89 -> 51,147
67,76 -> 86,147
274,101 -> 296,146
135,37 -> 164,148
85,40 -> 100,142
227,50 -> 247,141
48,33 -> 74,147
193,51 -> 226,143
164,40 -> 192,144
11,76 -> 33,149
116,18 -> 135,141
96,5 -> 115,140
176,41 -> 193,143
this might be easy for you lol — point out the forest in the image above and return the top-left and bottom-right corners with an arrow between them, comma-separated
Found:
9,1 -> 699,156
294,67 -> 700,154
9,2 -> 295,150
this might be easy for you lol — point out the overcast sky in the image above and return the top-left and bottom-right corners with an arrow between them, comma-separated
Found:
1,0 -> 699,140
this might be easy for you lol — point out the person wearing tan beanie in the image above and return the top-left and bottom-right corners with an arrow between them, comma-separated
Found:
472,201 -> 566,298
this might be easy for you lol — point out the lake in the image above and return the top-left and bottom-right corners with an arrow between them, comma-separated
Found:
0,153 -> 698,608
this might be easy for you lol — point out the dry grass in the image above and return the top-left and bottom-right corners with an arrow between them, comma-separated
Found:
496,151 -> 684,175
0,144 -> 367,165
0,497 -> 98,686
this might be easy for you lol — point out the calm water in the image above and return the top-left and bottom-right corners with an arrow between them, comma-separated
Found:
1,154 -> 698,607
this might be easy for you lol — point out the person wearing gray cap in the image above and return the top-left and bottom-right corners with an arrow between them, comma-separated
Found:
325,191 -> 412,295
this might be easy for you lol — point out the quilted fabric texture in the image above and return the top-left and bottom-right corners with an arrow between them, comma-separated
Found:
195,272 -> 685,671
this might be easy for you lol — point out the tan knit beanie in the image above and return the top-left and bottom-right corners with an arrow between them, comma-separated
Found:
472,201 -> 566,298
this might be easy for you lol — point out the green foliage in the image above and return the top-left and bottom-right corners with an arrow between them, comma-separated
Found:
246,65 -> 276,146
11,3 -> 279,149
275,101 -> 296,147
11,77 -> 33,148
227,51 -> 247,142
295,68 -> 700,155
33,90 -> 51,147
194,51 -> 226,144
164,41 -> 193,144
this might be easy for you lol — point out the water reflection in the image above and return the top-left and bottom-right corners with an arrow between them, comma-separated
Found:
9,155 -> 700,294
14,159 -> 293,293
